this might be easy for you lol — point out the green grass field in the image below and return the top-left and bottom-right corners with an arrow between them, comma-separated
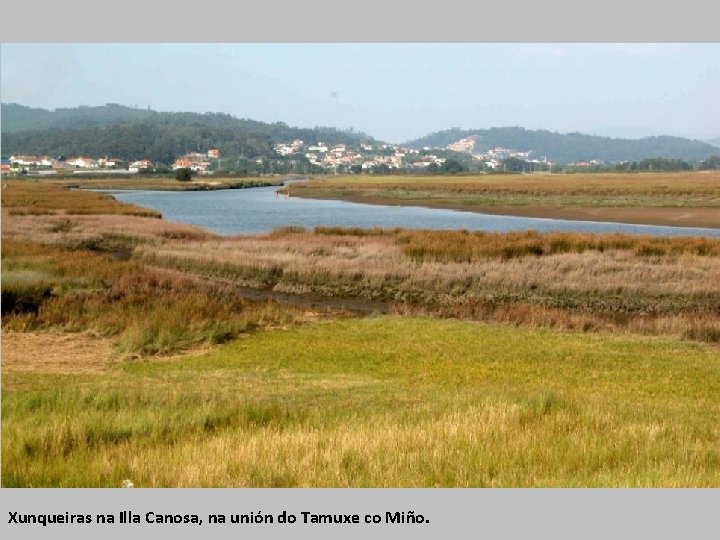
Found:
4,317 -> 719,487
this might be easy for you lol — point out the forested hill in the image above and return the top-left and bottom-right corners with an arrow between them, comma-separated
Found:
1,103 -> 157,132
4,103 -> 717,164
1,103 -> 377,163
406,127 -> 719,163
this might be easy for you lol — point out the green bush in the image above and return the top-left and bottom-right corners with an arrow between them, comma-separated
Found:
175,168 -> 193,182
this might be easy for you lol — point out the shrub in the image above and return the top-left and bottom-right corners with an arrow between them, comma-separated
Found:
175,168 -> 193,182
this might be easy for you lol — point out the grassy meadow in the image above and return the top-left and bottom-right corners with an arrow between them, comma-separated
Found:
2,178 -> 720,487
4,317 -> 720,487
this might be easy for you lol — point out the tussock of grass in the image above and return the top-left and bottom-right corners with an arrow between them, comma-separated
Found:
139,228 -> 720,342
314,226 -> 403,237
2,240 -> 306,357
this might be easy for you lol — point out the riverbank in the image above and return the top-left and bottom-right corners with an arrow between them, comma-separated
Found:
38,175 -> 285,191
296,192 -> 720,229
285,171 -> 720,229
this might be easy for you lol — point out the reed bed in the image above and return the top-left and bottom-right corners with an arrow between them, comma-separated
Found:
139,227 -> 720,342
1,240 -> 312,357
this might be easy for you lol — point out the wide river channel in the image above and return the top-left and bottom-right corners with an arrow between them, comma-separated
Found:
112,185 -> 720,237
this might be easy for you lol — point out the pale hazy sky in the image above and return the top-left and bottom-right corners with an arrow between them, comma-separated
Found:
2,43 -> 719,143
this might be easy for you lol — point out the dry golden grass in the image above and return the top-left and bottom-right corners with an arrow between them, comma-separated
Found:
294,171 -> 720,197
1,331 -> 114,374
139,227 -> 720,342
1,180 -> 161,217
287,171 -> 720,227
1,239 -> 325,357
1,210 -> 213,247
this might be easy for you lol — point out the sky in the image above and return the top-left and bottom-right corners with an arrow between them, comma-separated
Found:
2,43 -> 719,143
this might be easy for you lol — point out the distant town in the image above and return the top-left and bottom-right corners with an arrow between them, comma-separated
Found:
5,134 -> 719,178
3,149 -> 222,176
3,137 -> 558,177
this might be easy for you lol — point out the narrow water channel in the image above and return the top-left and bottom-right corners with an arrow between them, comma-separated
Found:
111,185 -> 720,237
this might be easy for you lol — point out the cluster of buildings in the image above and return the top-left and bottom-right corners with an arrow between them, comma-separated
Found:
5,136 -> 556,176
272,136 -> 553,172
171,149 -> 220,174
444,135 -> 551,170
5,155 -> 157,174
273,139 -> 448,171
6,148 -> 222,176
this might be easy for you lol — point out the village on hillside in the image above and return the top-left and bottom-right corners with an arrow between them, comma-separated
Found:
4,137 -> 562,176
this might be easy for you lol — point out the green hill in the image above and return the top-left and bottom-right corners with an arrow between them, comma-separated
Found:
3,103 -> 717,165
1,103 -> 156,132
406,127 -> 719,163
0,103 -> 377,164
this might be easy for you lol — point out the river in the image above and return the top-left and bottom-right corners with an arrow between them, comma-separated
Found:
111,185 -> 720,237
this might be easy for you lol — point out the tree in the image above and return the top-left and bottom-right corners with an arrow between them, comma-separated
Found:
700,155 -> 720,170
441,159 -> 469,174
502,157 -> 529,173
175,167 -> 193,182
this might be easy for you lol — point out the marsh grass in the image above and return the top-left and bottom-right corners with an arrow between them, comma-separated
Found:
41,176 -> 284,191
4,317 -> 720,487
387,229 -> 720,262
2,180 -> 161,217
4,175 -> 720,487
1,240 -> 307,356
140,227 -> 720,342
289,172 -> 720,208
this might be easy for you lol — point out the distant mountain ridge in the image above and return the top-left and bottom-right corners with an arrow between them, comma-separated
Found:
406,127 -> 719,163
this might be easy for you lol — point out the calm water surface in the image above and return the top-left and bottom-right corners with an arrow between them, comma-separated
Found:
112,185 -> 720,237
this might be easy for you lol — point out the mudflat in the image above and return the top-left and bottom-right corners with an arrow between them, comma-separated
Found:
330,196 -> 720,229
287,171 -> 720,229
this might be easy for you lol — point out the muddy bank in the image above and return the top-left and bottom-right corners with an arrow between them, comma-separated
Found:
289,191 -> 720,229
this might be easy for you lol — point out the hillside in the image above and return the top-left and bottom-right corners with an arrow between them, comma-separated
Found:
406,127 -> 719,163
3,104 -> 718,166
1,103 -> 157,132
0,103 -> 377,164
